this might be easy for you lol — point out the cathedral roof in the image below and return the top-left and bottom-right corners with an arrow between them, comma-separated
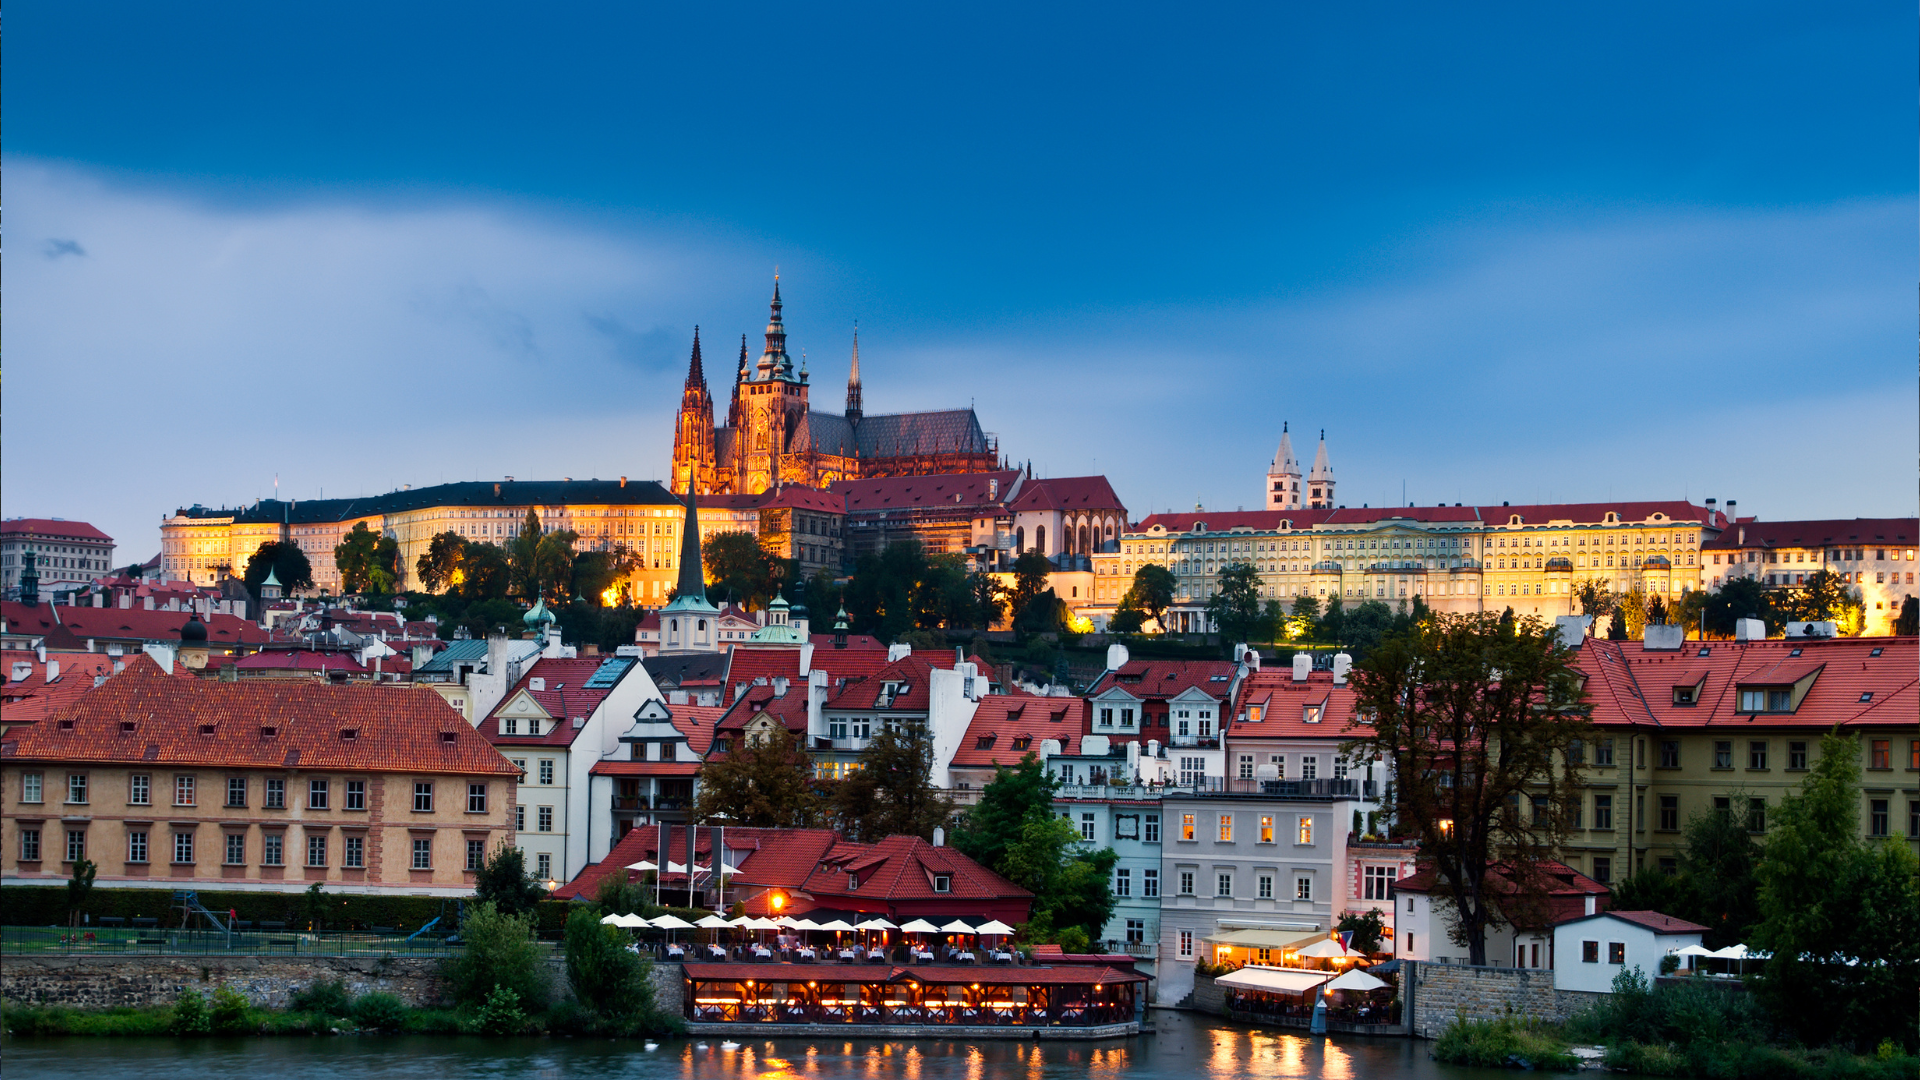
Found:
1270,423 -> 1299,476
850,409 -> 991,458
1006,476 -> 1126,514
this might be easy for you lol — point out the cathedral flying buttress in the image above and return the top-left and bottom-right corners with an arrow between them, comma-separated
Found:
670,278 -> 1001,496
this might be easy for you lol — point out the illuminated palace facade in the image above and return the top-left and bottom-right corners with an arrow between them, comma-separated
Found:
163,479 -> 688,603
1090,501 -> 1733,634
670,280 -> 1000,497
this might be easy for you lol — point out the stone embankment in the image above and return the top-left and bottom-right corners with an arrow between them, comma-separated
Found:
1,953 -> 684,1013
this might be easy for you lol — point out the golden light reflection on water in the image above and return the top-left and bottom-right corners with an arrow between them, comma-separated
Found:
1320,1039 -> 1354,1080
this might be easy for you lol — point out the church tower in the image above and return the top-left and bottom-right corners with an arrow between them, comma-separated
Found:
740,276 -> 811,494
1308,430 -> 1337,509
1266,422 -> 1301,510
845,324 -> 863,422
670,328 -> 716,495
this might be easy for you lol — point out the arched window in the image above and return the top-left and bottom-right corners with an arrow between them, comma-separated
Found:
1079,525 -> 1090,554
698,620 -> 707,631
1016,527 -> 1025,551
669,618 -> 679,634
1036,526 -> 1047,554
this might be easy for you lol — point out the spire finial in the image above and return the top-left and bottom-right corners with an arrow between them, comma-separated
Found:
684,326 -> 706,389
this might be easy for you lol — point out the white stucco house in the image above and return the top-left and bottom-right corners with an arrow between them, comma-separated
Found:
1552,910 -> 1708,993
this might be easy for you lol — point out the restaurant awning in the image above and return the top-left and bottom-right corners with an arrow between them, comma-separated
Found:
1201,928 -> 1326,950
1216,967 -> 1334,994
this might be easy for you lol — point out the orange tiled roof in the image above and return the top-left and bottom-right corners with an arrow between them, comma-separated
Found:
1,656 -> 515,776
1576,636 -> 1916,730
951,695 -> 1078,767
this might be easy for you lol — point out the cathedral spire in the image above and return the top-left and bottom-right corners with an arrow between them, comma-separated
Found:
675,485 -> 708,603
684,326 -> 706,390
758,274 -> 793,379
1308,430 -> 1336,509
846,323 -> 864,421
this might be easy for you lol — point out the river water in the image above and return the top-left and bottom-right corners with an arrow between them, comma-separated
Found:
2,1011 -> 1512,1078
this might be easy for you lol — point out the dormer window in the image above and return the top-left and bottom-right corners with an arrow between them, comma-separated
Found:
975,735 -> 995,750
1673,686 -> 1698,706
1303,705 -> 1322,724
1011,736 -> 1031,750
502,718 -> 519,735
1738,687 -> 1793,713
847,873 -> 859,891
933,874 -> 952,893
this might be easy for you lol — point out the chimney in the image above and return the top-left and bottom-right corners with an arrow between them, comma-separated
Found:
931,826 -> 945,847
620,476 -> 627,487
773,676 -> 789,697
1331,652 -> 1353,685
1292,653 -> 1310,682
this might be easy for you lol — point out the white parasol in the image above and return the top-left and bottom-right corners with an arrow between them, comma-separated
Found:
1297,938 -> 1357,959
939,920 -> 975,934
648,914 -> 697,930
854,917 -> 898,931
974,919 -> 1017,936
694,914 -> 734,929
1324,968 -> 1389,993
898,918 -> 942,934
815,918 -> 857,932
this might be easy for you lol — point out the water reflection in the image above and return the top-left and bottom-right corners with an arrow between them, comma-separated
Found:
3,1012 -> 1475,1079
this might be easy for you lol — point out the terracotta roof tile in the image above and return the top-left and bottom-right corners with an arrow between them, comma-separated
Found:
1576,636 -> 1915,730
0,656 -> 514,776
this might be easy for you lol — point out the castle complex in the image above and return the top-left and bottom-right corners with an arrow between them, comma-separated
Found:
670,280 -> 1000,496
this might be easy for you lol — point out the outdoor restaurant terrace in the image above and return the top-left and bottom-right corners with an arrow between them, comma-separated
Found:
680,961 -> 1145,1036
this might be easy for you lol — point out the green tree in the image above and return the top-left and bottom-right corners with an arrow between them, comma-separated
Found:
1336,908 -> 1387,955
1342,611 -> 1591,965
66,858 -> 96,930
563,906 -> 656,1028
1573,578 -> 1615,624
704,530 -> 782,609
1122,564 -> 1176,632
1203,563 -> 1263,648
1702,577 -> 1780,638
1012,587 -> 1067,635
1000,816 -> 1118,945
509,508 -> 544,598
244,541 -> 315,597
1340,599 -> 1398,657
1785,569 -> 1861,626
473,842 -> 546,914
1751,731 -> 1920,1050
459,542 -> 512,601
1107,598 -> 1146,635
1317,599 -> 1347,644
334,522 -> 395,595
1675,795 -> 1763,949
415,532 -> 468,594
571,544 -> 641,607
1897,595 -> 1919,636
828,721 -> 954,842
951,753 -> 1056,876
1646,593 -> 1668,625
966,571 -> 1007,630
529,529 -> 578,603
804,569 -> 844,627
1605,608 -> 1629,640
1007,550 -> 1054,627
691,726 -> 826,828
845,539 -> 929,641
444,901 -> 549,1010
1289,593 -> 1322,629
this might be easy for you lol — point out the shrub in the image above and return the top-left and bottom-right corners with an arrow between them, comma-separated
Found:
209,986 -> 253,1034
472,985 -> 530,1035
442,902 -> 548,1010
349,992 -> 409,1032
563,907 -> 651,1022
1433,1015 -> 1581,1071
288,979 -> 352,1017
170,989 -> 211,1035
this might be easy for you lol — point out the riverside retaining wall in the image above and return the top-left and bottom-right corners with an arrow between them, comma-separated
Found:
2,954 -> 684,1013
1405,961 -> 1603,1039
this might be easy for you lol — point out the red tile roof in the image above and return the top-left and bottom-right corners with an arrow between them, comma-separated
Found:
1602,910 -> 1710,934
1135,509 -> 1336,533
1006,476 -> 1125,514
0,518 -> 113,542
485,656 -> 629,748
794,834 -> 1030,909
762,486 -> 847,514
831,471 -> 1022,512
1700,517 -> 1917,551
810,632 -> 887,653
1085,658 -> 1238,703
951,695 -> 1078,767
0,651 -> 124,726
715,682 -> 811,736
1395,860 -> 1609,930
1576,636 -> 1916,731
823,652 -> 979,712
0,656 -> 514,776
1227,669 -> 1358,738
0,603 -> 271,650
233,650 -> 367,674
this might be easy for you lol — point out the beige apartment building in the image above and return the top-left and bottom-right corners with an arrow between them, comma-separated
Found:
1,657 -> 518,895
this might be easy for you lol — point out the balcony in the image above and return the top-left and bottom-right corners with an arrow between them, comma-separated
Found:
1104,939 -> 1158,959
1168,735 -> 1220,749
1164,777 -> 1376,801
1054,783 -> 1164,801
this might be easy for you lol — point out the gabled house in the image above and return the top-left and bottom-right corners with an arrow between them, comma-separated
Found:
1392,860 -> 1610,970
483,653 -> 663,885
815,649 -> 984,785
592,698 -> 721,844
1081,647 -> 1241,785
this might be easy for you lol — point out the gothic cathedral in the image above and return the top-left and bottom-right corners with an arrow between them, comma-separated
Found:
671,279 -> 1001,495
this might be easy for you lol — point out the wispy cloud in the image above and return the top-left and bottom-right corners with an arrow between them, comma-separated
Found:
3,159 -> 1911,559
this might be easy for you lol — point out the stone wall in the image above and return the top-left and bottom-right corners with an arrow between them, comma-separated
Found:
0,954 -> 572,1011
1191,971 -> 1225,1014
1405,960 -> 1604,1039
648,961 -> 683,1018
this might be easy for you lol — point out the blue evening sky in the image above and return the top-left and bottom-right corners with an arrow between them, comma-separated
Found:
5,3 -> 1914,555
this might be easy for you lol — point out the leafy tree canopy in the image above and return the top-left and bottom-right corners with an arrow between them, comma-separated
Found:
245,541 -> 315,597
474,842 -> 547,914
692,725 -> 826,828
1203,563 -> 1264,649
828,722 -> 954,842
1342,610 -> 1591,965
333,522 -> 399,595
1123,564 -> 1176,631
414,532 -> 467,594
951,754 -> 1056,877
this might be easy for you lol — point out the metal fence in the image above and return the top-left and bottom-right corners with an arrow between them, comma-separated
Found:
0,924 -> 517,958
